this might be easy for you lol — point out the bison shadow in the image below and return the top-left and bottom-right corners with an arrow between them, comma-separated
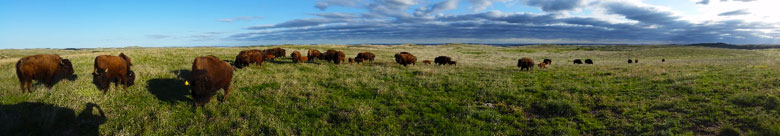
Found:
145,70 -> 192,103
30,74 -> 78,90
270,59 -> 295,64
0,102 -> 106,135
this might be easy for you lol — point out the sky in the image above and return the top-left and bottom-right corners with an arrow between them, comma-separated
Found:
1,0 -> 779,49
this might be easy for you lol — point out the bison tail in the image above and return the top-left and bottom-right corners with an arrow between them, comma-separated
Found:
15,60 -> 23,82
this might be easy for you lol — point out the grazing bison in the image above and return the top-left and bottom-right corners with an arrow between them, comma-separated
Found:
538,62 -> 547,68
16,54 -> 75,93
355,52 -> 376,63
434,56 -> 456,66
585,59 -> 593,64
423,60 -> 432,64
262,48 -> 286,58
234,49 -> 265,69
628,59 -> 633,64
308,49 -> 322,62
264,54 -> 275,61
448,61 -> 457,66
543,59 -> 552,65
92,53 -> 135,92
634,59 -> 638,63
662,59 -> 665,62
323,49 -> 346,64
348,58 -> 355,64
517,57 -> 534,71
291,51 -> 306,63
573,59 -> 583,64
187,55 -> 234,106
394,52 -> 416,66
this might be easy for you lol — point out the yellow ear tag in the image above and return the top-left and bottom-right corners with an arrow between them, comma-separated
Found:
184,81 -> 190,86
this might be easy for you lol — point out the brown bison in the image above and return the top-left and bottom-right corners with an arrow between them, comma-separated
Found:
394,52 -> 416,66
291,51 -> 306,63
187,55 -> 234,106
543,59 -> 552,65
16,54 -> 75,93
517,57 -> 534,71
348,58 -> 355,64
262,47 -> 286,58
323,49 -> 346,64
355,52 -> 376,63
308,49 -> 322,62
355,58 -> 364,64
585,59 -> 593,64
234,49 -> 265,69
538,62 -> 547,68
434,56 -> 456,66
573,59 -> 583,64
423,60 -> 432,64
92,53 -> 135,92
264,54 -> 275,61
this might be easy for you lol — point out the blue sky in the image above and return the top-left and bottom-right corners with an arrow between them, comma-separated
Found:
1,0 -> 779,49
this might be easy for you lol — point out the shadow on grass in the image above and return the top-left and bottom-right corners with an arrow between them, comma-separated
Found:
145,69 -> 192,103
0,102 -> 106,135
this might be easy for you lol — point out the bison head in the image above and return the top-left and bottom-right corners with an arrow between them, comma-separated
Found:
126,70 -> 136,86
58,59 -> 76,80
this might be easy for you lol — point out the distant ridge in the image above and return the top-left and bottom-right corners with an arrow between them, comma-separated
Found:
687,42 -> 780,50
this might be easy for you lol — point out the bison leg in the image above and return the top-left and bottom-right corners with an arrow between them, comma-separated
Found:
221,85 -> 231,103
121,76 -> 129,91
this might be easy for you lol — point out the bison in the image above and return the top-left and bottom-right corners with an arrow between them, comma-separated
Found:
355,52 -> 376,63
543,59 -> 552,65
308,49 -> 322,62
517,57 -> 534,71
448,61 -> 457,66
628,59 -> 633,64
234,49 -> 265,69
538,62 -> 547,68
16,54 -> 75,93
264,54 -> 275,61
323,49 -> 346,64
662,59 -> 665,62
434,56 -> 455,66
573,59 -> 583,64
394,52 -> 416,66
291,51 -> 306,63
92,53 -> 135,92
634,59 -> 638,63
187,55 -> 234,106
348,58 -> 355,64
423,60 -> 432,64
585,59 -> 593,64
262,47 -> 286,59
355,58 -> 364,64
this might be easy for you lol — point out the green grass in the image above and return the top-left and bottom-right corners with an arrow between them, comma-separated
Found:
1,44 -> 780,135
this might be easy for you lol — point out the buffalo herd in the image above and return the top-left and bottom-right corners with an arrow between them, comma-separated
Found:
14,47 -> 660,106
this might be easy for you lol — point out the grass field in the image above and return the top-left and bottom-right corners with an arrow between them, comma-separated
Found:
2,44 -> 780,135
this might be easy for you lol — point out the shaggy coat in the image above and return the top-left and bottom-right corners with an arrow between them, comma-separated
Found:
348,58 -> 355,64
394,52 -> 416,66
16,54 -> 75,93
234,49 -> 264,69
355,58 -> 364,64
291,51 -> 306,63
355,52 -> 376,63
188,55 -> 234,106
262,48 -> 286,58
92,53 -> 135,92
517,57 -> 535,71
324,49 -> 346,64
573,59 -> 583,64
308,49 -> 322,62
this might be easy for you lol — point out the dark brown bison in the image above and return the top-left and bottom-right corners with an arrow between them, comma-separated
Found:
355,52 -> 376,63
92,53 -> 135,92
263,47 -> 286,58
628,59 -> 633,64
348,58 -> 355,64
517,57 -> 534,71
434,56 -> 456,65
16,54 -> 75,93
308,49 -> 322,62
448,61 -> 457,66
662,59 -> 665,62
423,60 -> 432,64
394,52 -> 416,66
634,59 -> 638,63
187,55 -> 234,106
323,49 -> 346,64
355,58 -> 364,64
538,62 -> 546,68
573,59 -> 583,64
234,49 -> 264,69
543,59 -> 552,65
585,59 -> 593,64
291,51 -> 306,63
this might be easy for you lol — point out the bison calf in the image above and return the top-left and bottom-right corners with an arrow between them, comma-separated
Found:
543,59 -> 552,65
517,57 -> 534,71
92,53 -> 135,92
538,62 -> 546,68
423,60 -> 432,64
16,54 -> 75,93
188,55 -> 234,106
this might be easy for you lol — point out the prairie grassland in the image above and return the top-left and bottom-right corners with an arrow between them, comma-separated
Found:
1,44 -> 780,135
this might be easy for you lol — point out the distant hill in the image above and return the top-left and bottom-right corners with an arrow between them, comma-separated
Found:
687,42 -> 780,50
